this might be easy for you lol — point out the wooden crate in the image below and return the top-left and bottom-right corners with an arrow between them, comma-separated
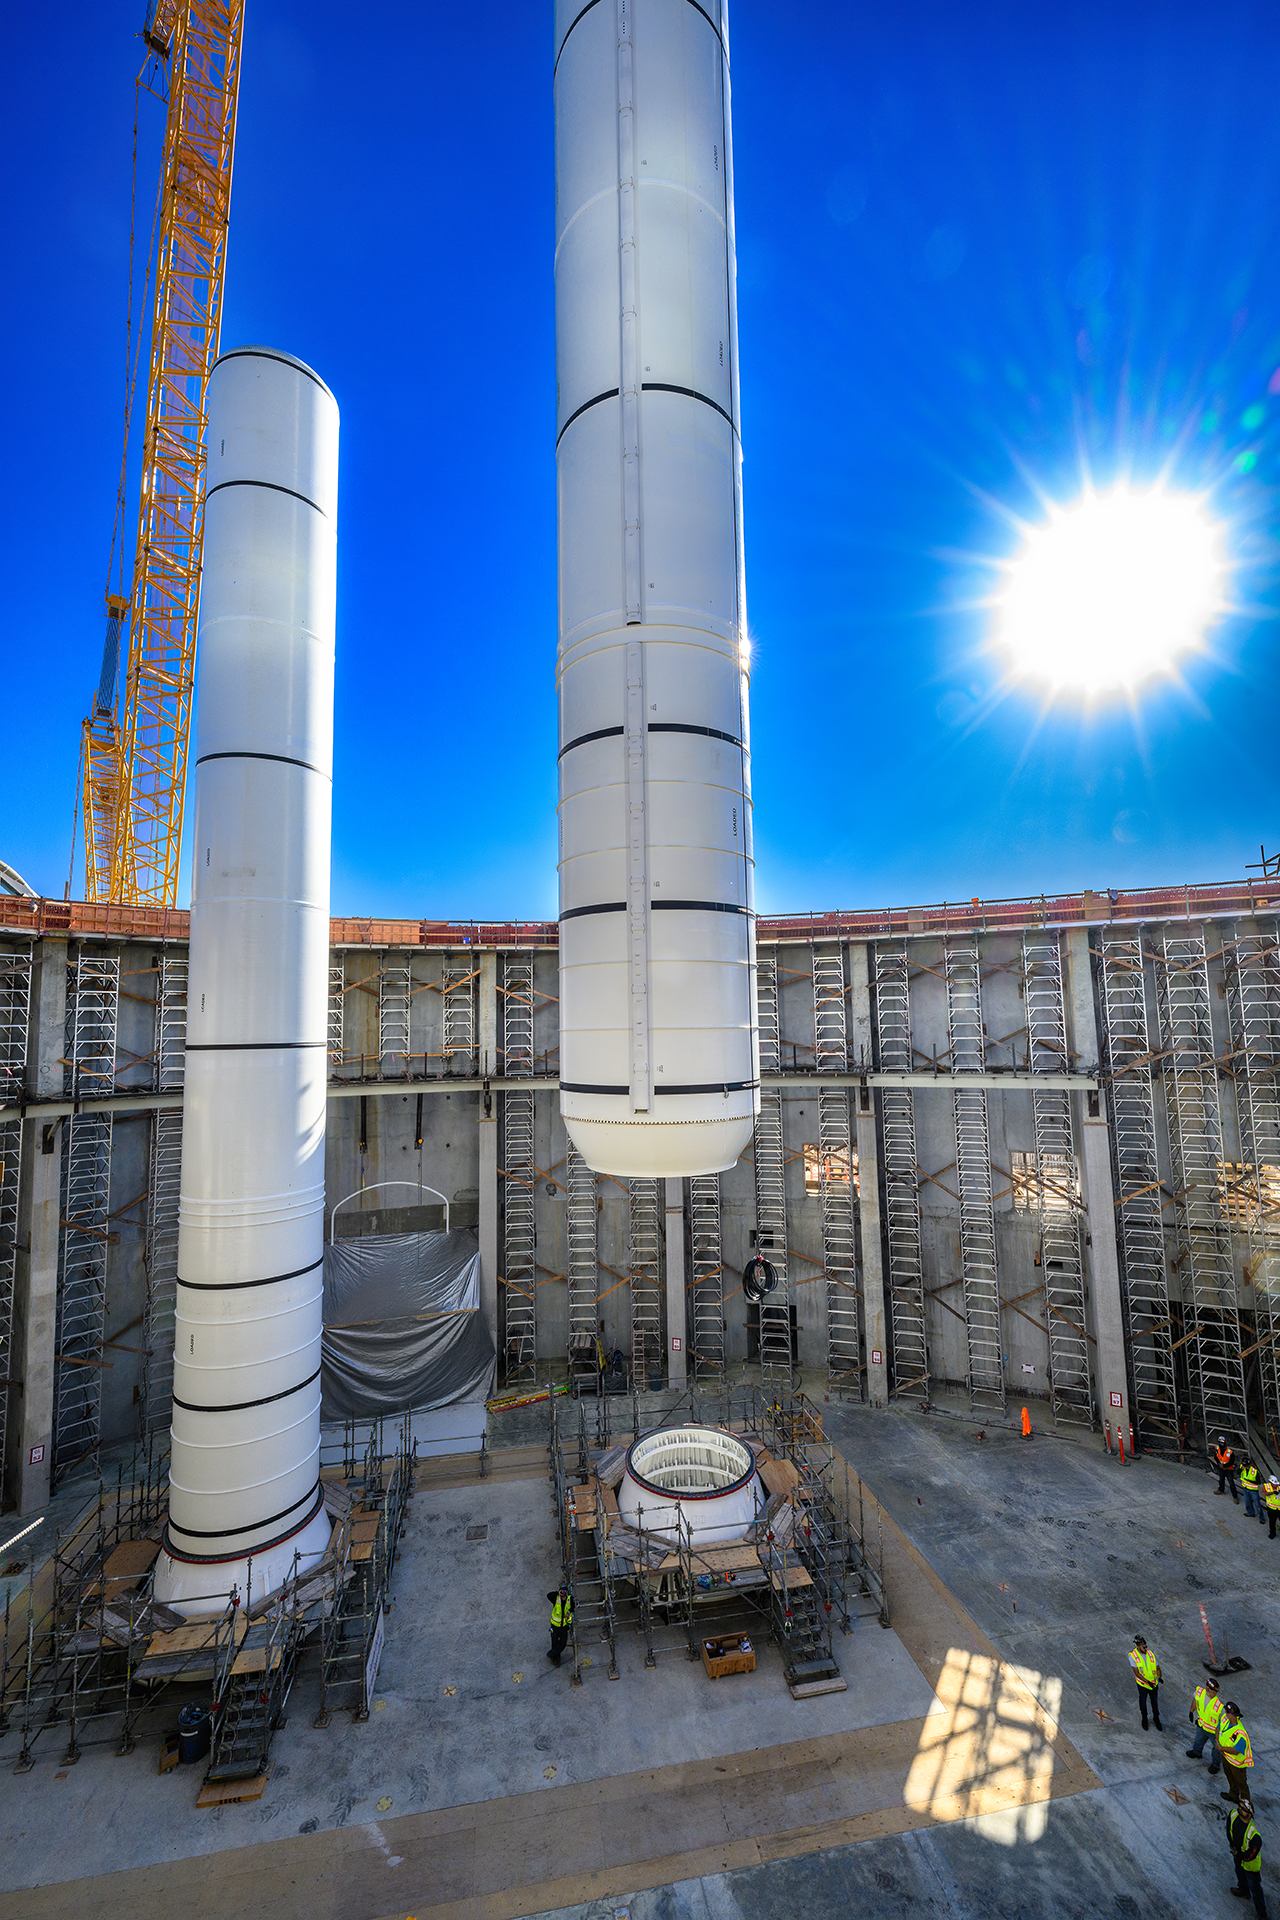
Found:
701,1636 -> 756,1680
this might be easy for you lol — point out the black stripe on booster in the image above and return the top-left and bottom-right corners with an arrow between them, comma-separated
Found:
205,477 -> 327,517
195,749 -> 330,779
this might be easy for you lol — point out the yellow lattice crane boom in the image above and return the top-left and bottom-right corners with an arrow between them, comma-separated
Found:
80,0 -> 245,906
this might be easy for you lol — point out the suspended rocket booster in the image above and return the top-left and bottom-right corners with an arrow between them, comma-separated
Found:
154,347 -> 338,1615
555,0 -> 759,1179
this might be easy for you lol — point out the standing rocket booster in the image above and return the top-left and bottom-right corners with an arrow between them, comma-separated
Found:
555,0 -> 758,1179
154,347 -> 338,1614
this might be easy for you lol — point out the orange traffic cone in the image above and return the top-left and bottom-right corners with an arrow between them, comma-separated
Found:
1021,1406 -> 1031,1440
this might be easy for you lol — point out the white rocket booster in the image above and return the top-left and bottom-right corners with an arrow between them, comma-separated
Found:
555,0 -> 759,1180
153,347 -> 338,1615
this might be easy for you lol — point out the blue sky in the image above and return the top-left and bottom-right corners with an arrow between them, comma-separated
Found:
4,0 -> 1280,917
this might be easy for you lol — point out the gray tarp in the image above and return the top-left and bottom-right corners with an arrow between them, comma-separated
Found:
321,1229 -> 495,1422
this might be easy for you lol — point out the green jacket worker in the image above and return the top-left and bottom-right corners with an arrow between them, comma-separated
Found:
547,1585 -> 574,1668
1228,1798 -> 1268,1917
1128,1635 -> 1162,1731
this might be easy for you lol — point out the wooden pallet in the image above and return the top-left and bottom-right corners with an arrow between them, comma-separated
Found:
196,1770 -> 267,1808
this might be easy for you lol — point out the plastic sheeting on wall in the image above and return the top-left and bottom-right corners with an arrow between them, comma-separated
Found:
321,1229 -> 496,1422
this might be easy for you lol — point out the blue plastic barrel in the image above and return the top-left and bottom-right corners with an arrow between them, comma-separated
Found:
177,1702 -> 211,1764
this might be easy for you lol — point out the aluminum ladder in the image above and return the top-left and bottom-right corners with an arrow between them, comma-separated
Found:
628,1178 -> 663,1389
566,1146 -> 599,1391
141,953 -> 186,1435
945,938 -> 1005,1410
378,964 -> 411,1078
873,941 -> 927,1397
690,1173 -> 725,1381
753,951 -> 792,1389
501,953 -> 537,1384
1157,927 -> 1247,1449
55,954 -> 120,1482
1226,923 -> 1280,1442
1099,933 -> 1179,1449
442,953 -> 477,1074
0,951 -> 33,1487
1022,931 -> 1091,1424
813,944 -> 860,1391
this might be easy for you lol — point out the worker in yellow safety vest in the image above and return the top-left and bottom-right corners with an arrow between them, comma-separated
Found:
1264,1479 -> 1280,1542
1241,1458 -> 1264,1523
1228,1797 -> 1268,1917
1128,1634 -> 1163,1731
546,1583 -> 574,1668
1219,1702 -> 1255,1806
1187,1675 -> 1223,1774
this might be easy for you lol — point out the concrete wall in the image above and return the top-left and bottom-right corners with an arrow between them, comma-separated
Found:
4,912 -> 1278,1503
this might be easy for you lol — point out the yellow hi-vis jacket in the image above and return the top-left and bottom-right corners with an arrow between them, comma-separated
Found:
1229,1810 -> 1263,1872
1219,1717 -> 1254,1768
550,1593 -> 574,1628
1194,1685 -> 1223,1733
1265,1481 -> 1280,1512
1241,1463 -> 1259,1492
1129,1645 -> 1159,1689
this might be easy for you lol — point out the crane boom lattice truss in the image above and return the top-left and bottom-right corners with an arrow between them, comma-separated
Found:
82,0 -> 245,906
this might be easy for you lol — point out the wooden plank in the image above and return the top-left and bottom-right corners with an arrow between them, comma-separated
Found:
657,1543 -> 761,1574
196,1771 -> 267,1807
230,1644 -> 283,1676
145,1614 -> 247,1660
758,1457 -> 801,1499
769,1565 -> 813,1592
351,1540 -> 375,1563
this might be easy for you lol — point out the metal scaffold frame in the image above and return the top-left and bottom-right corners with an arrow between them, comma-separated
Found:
1226,923 -> 1280,1443
501,954 -> 537,1384
377,964 -> 411,1078
442,954 -> 477,1074
1156,927 -> 1247,1448
140,953 -> 186,1435
945,937 -> 1005,1410
566,1146 -> 599,1391
1098,934 -> 1178,1449
0,949 -> 33,1487
753,952 -> 793,1388
548,1386 -> 888,1698
628,1179 -> 663,1390
55,955 -> 121,1483
690,1174 -> 725,1380
813,944 -> 860,1391
1022,931 -> 1091,1424
327,956 -> 345,1070
872,941 -> 927,1398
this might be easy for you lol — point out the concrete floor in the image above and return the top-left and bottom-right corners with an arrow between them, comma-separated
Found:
0,1403 -> 1273,1919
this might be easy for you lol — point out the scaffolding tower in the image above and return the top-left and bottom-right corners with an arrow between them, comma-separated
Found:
442,954 -> 477,1073
690,1173 -> 725,1380
1226,923 -> 1280,1441
873,941 -> 927,1398
813,944 -> 860,1391
377,963 -> 411,1078
0,949 -> 33,1489
141,953 -> 186,1435
1022,931 -> 1091,1424
501,953 -> 537,1384
327,956 -> 345,1071
566,1145 -> 599,1390
1156,927 -> 1247,1449
945,937 -> 1004,1410
1098,933 -> 1178,1450
628,1178 -> 663,1389
753,951 -> 793,1388
55,954 -> 121,1483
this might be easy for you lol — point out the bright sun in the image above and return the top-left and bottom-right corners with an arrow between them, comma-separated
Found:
996,485 -> 1225,693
